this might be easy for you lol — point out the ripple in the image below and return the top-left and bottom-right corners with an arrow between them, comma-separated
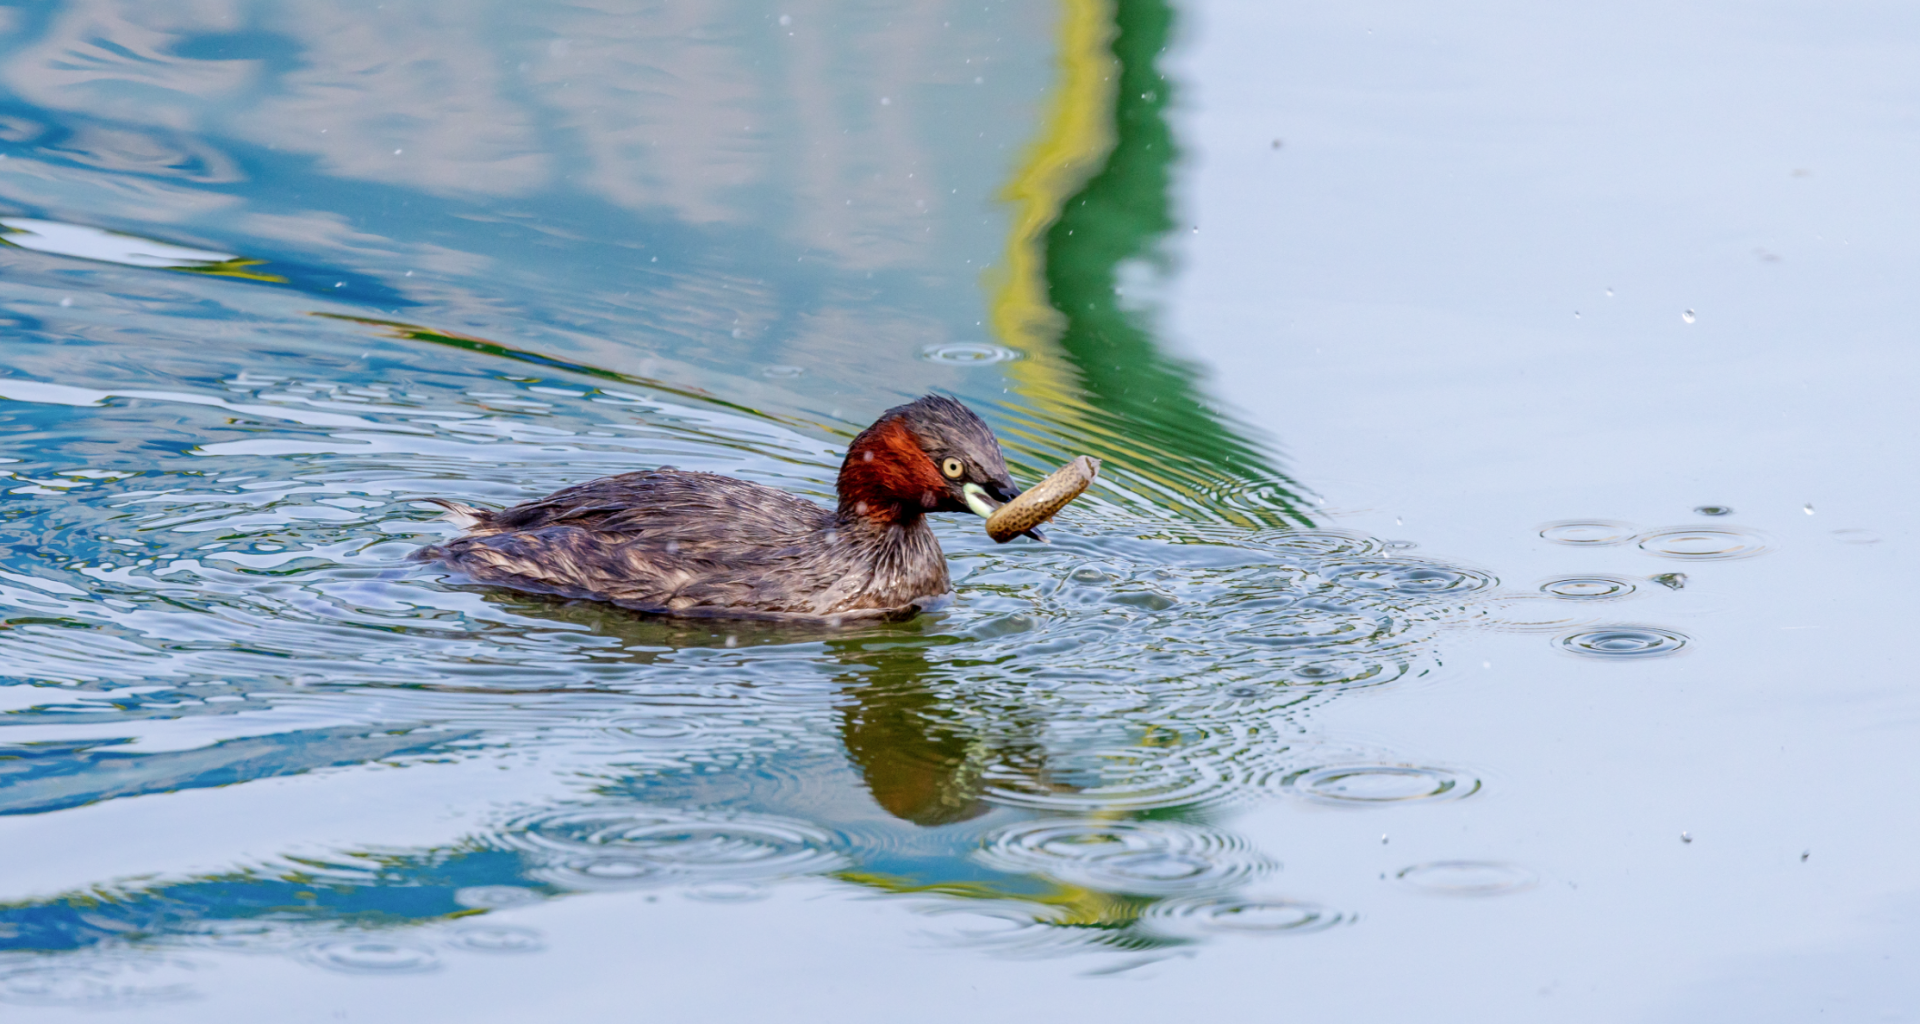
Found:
684,881 -> 771,902
1538,520 -> 1637,546
1556,625 -> 1689,658
919,342 -> 1020,364
452,885 -> 545,910
176,918 -> 310,953
301,938 -> 441,974
0,953 -> 200,1007
1142,896 -> 1349,937
1249,529 -> 1385,560
1396,861 -> 1538,896
1693,505 -> 1734,516
976,819 -> 1273,896
1635,526 -> 1771,560
1831,529 -> 1881,545
1540,575 -> 1638,600
979,743 -> 1239,813
1478,596 -> 1591,633
444,925 -> 544,954
500,806 -> 849,889
912,900 -> 1099,955
1284,764 -> 1480,805
1321,560 -> 1495,597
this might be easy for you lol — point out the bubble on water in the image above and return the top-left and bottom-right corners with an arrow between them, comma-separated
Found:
1681,309 -> 1696,324
453,885 -> 544,909
1540,575 -> 1638,600
1396,861 -> 1538,896
443,925 -> 544,954
1635,526 -> 1770,560
1831,529 -> 1880,544
1141,896 -> 1349,938
1556,625 -> 1689,658
0,953 -> 201,1007
918,343 -> 1019,365
501,806 -> 849,889
1284,764 -> 1480,805
1693,505 -> 1733,517
1538,520 -> 1637,546
1320,560 -> 1495,598
301,938 -> 441,973
977,819 -> 1273,896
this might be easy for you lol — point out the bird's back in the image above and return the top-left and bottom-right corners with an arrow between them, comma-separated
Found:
416,469 -> 946,619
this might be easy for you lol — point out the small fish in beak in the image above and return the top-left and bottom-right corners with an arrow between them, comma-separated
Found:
984,456 -> 1099,543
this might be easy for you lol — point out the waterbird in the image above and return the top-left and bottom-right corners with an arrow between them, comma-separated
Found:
414,395 -> 1094,622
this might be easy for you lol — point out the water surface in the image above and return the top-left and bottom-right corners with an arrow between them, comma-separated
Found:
0,0 -> 1914,1020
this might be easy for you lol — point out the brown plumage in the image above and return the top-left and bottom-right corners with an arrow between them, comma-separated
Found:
412,395 -> 1037,622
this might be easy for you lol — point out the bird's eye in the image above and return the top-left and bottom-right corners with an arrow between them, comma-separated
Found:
941,457 -> 965,479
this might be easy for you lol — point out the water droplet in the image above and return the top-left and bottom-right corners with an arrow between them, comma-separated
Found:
1636,526 -> 1770,560
1284,764 -> 1480,805
778,13 -> 792,25
1681,309 -> 1696,324
1605,287 -> 1614,297
1396,861 -> 1538,896
1556,625 -> 1690,658
58,296 -> 71,307
1693,505 -> 1733,516
1649,572 -> 1688,590
1680,832 -> 1692,844
1538,520 -> 1637,546
1803,503 -> 1815,515
879,96 -> 890,105
918,342 -> 1019,364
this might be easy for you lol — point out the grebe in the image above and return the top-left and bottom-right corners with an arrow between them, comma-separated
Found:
414,395 -> 1080,622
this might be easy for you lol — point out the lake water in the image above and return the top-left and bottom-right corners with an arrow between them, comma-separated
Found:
0,0 -> 1914,1020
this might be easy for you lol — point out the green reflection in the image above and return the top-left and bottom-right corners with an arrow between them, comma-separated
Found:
992,0 -> 1312,529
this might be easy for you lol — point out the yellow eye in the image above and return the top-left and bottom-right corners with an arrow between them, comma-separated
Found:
941,457 -> 965,479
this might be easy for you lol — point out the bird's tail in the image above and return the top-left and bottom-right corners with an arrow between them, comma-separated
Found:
425,498 -> 492,531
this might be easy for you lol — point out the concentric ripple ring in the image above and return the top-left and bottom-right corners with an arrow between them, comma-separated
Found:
1540,575 -> 1638,600
1142,896 -> 1349,937
1284,764 -> 1480,805
1538,520 -> 1638,546
976,819 -> 1273,896
1396,861 -> 1539,896
1635,526 -> 1771,560
1556,625 -> 1690,658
